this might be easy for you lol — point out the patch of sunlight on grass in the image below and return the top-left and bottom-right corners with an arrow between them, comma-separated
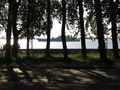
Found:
13,68 -> 23,73
17,75 -> 25,78
0,76 -> 8,84
18,52 -> 26,59
34,52 -> 45,58
69,53 -> 84,62
32,76 -> 48,83
52,54 -> 63,58
20,79 -> 30,84
32,79 -> 39,83
38,76 -> 48,83
87,52 -> 99,60
107,51 -> 113,60
0,79 -> 8,84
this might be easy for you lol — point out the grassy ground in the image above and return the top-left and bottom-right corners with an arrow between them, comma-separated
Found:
0,50 -> 118,63
0,50 -> 120,90
18,50 -> 117,63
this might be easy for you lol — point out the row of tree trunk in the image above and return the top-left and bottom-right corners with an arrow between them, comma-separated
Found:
5,0 -> 119,62
46,0 -> 119,62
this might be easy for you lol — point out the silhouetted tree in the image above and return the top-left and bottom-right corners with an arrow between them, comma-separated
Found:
109,0 -> 119,58
78,0 -> 87,58
26,0 -> 34,60
61,0 -> 68,60
12,0 -> 21,59
5,0 -> 13,61
46,0 -> 51,56
94,0 -> 107,62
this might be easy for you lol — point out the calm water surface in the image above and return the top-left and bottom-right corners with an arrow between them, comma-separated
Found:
0,39 -> 120,49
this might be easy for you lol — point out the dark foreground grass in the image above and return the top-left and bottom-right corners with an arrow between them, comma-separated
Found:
0,50 -> 120,90
0,61 -> 120,90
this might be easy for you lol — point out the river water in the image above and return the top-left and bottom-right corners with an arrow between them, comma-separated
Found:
0,39 -> 120,49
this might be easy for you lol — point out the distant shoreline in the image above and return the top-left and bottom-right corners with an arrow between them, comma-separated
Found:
37,39 -> 80,42
17,49 -> 120,52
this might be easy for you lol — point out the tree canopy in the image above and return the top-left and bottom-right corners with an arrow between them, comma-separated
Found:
0,0 -> 119,61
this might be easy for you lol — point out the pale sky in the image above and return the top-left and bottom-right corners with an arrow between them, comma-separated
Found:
39,19 -> 73,39
51,20 -> 61,38
0,20 -> 69,39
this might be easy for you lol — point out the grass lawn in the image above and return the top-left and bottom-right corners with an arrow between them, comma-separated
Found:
0,50 -> 119,64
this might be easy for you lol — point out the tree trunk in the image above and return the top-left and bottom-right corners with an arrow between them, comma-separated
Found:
26,0 -> 31,60
26,27 -> 30,60
26,0 -> 34,60
94,0 -> 107,62
109,0 -> 119,58
78,0 -> 87,58
12,32 -> 19,59
46,0 -> 51,56
61,0 -> 68,60
12,0 -> 20,59
5,0 -> 12,61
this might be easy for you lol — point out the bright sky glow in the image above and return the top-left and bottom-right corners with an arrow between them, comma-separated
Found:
51,20 -> 61,38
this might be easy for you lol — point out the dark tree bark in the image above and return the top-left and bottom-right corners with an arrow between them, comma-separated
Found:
5,0 -> 13,61
26,25 -> 30,60
26,0 -> 31,60
26,0 -> 35,60
46,0 -> 51,56
78,0 -> 87,58
94,0 -> 107,62
61,0 -> 68,60
109,0 -> 119,58
12,0 -> 20,59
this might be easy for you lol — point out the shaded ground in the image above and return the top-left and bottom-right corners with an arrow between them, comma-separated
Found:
0,61 -> 120,90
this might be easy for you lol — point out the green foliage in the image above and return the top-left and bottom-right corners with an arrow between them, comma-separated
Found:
0,0 -> 120,39
0,0 -> 8,32
19,0 -> 47,38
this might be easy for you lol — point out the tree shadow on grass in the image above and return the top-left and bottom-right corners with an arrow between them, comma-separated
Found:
0,62 -> 120,90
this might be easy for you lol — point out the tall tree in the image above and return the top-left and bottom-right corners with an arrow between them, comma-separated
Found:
46,0 -> 51,56
5,0 -> 13,61
61,0 -> 68,60
94,0 -> 107,62
78,0 -> 87,58
26,0 -> 33,60
109,0 -> 119,58
12,0 -> 21,59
